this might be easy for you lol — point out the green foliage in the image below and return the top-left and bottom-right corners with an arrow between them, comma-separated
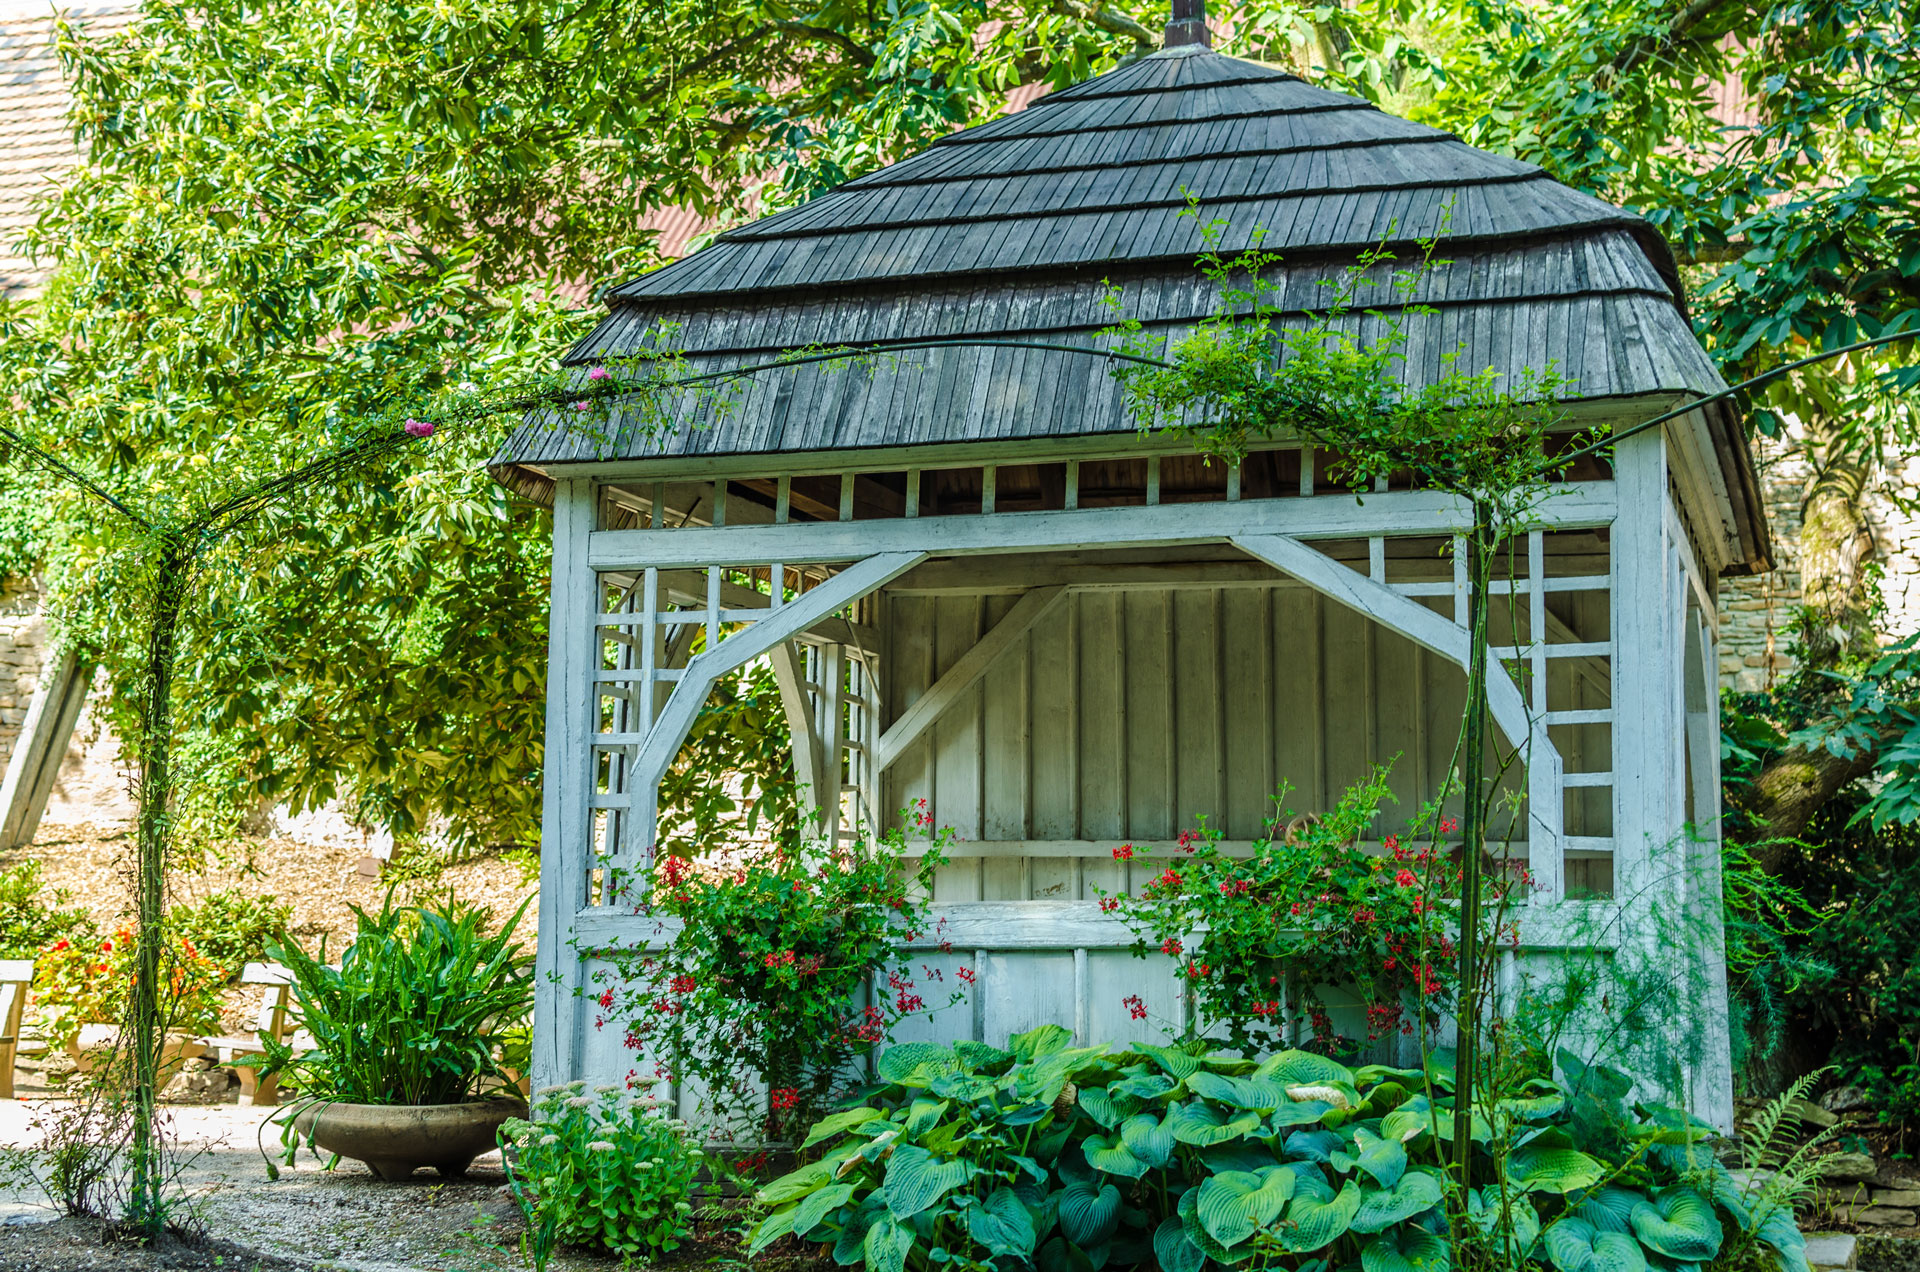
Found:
657,660 -> 807,859
0,861 -> 95,960
499,1083 -> 703,1260
750,1028 -> 1797,1272
166,890 -> 290,980
1103,210 -> 1576,515
32,919 -> 225,1050
1103,766 -> 1525,1059
592,815 -> 952,1142
261,893 -> 532,1105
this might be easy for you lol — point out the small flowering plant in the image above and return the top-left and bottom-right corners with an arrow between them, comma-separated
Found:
499,1081 -> 702,1259
33,922 -> 225,1050
1102,764 -> 1525,1059
590,807 -> 955,1146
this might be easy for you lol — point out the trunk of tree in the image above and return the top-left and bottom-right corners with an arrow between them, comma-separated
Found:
1795,414 -> 1878,669
1745,413 -> 1882,858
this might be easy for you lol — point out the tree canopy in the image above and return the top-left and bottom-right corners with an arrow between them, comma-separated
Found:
1,0 -> 1915,851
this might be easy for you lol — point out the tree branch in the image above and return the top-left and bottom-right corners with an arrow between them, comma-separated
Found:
1744,731 -> 1893,862
1049,0 -> 1156,50
772,20 -> 876,65
1611,0 -> 1726,77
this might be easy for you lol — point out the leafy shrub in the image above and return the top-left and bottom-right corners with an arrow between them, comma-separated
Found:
33,922 -> 224,1049
167,889 -> 291,979
500,1082 -> 703,1259
1104,766 -> 1524,1058
0,860 -> 95,959
592,813 -> 952,1141
750,1026 -> 1808,1272
260,894 -> 532,1104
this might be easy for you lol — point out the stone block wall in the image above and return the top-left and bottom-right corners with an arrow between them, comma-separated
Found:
0,575 -> 48,768
1719,430 -> 1920,692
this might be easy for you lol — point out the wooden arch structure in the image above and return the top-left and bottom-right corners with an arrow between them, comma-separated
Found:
494,36 -> 1769,1128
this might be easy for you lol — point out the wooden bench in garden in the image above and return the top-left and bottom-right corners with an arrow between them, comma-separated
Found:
197,961 -> 300,1107
0,957 -> 33,1099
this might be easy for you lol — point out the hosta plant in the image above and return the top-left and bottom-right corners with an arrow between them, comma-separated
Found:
748,1026 -> 1809,1272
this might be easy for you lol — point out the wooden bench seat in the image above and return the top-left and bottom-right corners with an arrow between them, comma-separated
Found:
195,961 -> 301,1107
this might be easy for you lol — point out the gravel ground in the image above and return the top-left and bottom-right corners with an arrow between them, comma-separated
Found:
0,1100 -> 665,1272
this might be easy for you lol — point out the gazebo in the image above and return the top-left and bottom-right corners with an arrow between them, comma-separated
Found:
492,10 -> 1769,1127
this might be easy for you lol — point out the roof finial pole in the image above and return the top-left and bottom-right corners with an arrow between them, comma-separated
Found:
1163,0 -> 1211,48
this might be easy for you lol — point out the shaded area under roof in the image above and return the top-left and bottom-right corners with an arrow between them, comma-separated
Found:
494,44 -> 1768,573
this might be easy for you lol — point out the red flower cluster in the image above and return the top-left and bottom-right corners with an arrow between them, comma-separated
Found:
670,974 -> 697,995
1185,961 -> 1211,980
1394,868 -> 1417,887
770,1087 -> 800,1111
1099,897 -> 1119,913
847,1005 -> 886,1044
1155,868 -> 1184,893
1160,938 -> 1182,956
1217,877 -> 1249,897
956,965 -> 976,985
1250,1000 -> 1281,1018
1176,828 -> 1201,852
661,855 -> 691,887
763,949 -> 796,969
1112,844 -> 1135,861
1123,993 -> 1148,1020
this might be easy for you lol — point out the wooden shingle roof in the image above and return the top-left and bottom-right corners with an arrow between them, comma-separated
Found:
496,43 -> 1768,571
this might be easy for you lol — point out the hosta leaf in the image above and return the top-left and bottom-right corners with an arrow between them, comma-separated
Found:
1337,1127 -> 1409,1188
1154,1216 -> 1208,1272
1257,1051 -> 1356,1087
1168,1099 -> 1263,1145
792,1183 -> 858,1239
864,1216 -> 916,1272
1270,1098 -> 1335,1127
1120,1111 -> 1176,1168
1362,1228 -> 1451,1272
1468,1187 -> 1542,1258
1629,1189 -> 1722,1263
759,1159 -> 837,1206
1037,1236 -> 1095,1272
1286,1178 -> 1362,1252
1109,1072 -> 1178,1111
1179,1185 -> 1250,1265
884,1145 -> 973,1219
748,1206 -> 798,1256
1009,1024 -> 1074,1061
1381,1097 -> 1440,1144
1197,1168 -> 1297,1246
1202,1141 -> 1280,1174
803,1107 -> 885,1149
929,1071 -> 999,1102
1509,1144 -> 1607,1194
1082,1131 -> 1150,1179
833,1197 -> 888,1266
966,1187 -> 1038,1259
1135,1042 -> 1203,1079
954,1040 -> 1014,1072
1077,1086 -> 1120,1128
1352,1168 -> 1444,1233
903,1099 -> 950,1139
1573,1187 -> 1643,1234
1057,1179 -> 1122,1246
1544,1216 -> 1649,1272
877,1042 -> 954,1085
1189,1070 -> 1290,1111
1284,1128 -> 1346,1163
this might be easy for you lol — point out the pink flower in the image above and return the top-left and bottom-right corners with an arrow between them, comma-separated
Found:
587,366 -> 610,381
571,400 -> 590,412
404,418 -> 434,438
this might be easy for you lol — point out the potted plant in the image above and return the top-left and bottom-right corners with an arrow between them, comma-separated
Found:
35,922 -> 224,1085
259,894 -> 532,1181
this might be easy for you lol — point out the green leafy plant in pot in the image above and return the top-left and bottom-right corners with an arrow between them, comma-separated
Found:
256,893 -> 532,1181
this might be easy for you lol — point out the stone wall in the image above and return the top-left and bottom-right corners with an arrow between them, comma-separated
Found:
1719,429 -> 1920,691
0,575 -> 48,769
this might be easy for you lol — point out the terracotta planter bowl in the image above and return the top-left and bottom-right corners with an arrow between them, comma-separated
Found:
291,1098 -> 527,1181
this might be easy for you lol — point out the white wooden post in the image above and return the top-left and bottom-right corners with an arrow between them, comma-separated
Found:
533,478 -> 598,1092
1610,430 -> 1731,1127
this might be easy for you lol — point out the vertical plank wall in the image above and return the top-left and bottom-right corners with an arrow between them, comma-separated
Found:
881,584 -> 1536,901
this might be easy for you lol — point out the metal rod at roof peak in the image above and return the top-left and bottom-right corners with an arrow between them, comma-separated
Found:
1164,0 -> 1211,48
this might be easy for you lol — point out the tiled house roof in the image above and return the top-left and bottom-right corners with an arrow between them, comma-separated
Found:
0,3 -> 131,297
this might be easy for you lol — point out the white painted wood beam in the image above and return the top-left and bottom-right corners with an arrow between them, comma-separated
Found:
1230,533 -> 1565,862
586,485 -> 1617,570
623,552 -> 927,865
873,585 -> 1067,776
769,640 -> 826,833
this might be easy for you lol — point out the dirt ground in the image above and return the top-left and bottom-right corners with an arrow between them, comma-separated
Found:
10,821 -> 538,951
